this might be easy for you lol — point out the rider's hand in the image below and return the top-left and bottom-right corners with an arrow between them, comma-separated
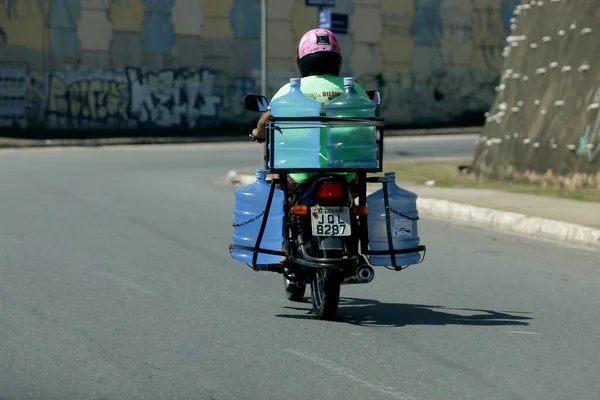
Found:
251,127 -> 265,140
251,111 -> 270,142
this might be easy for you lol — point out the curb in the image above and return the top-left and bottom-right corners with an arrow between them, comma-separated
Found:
0,136 -> 249,149
227,170 -> 600,251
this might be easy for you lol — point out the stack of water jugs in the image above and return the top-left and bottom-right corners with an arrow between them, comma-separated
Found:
231,77 -> 420,268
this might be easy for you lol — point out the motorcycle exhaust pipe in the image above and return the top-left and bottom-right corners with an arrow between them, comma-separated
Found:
342,265 -> 375,285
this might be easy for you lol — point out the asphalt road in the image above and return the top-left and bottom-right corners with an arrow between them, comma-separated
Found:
1,141 -> 599,400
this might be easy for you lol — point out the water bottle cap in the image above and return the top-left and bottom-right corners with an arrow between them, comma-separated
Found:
290,78 -> 301,87
255,168 -> 267,179
385,171 -> 396,181
344,77 -> 355,87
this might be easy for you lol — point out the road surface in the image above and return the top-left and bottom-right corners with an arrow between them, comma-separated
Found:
1,141 -> 598,400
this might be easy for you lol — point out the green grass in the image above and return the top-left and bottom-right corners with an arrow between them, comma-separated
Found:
377,158 -> 600,203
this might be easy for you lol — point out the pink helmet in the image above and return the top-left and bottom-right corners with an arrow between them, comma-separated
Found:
297,28 -> 341,59
296,28 -> 342,77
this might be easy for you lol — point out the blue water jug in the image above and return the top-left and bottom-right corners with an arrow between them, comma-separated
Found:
231,169 -> 285,265
324,77 -> 378,169
269,78 -> 322,169
366,172 -> 421,266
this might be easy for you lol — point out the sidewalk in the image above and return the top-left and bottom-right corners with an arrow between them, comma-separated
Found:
228,170 -> 600,250
374,184 -> 600,230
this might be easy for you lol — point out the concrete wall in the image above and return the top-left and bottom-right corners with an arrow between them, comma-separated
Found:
474,0 -> 599,188
0,0 -> 519,133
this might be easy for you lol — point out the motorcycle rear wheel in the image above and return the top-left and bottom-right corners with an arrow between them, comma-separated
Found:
310,268 -> 342,320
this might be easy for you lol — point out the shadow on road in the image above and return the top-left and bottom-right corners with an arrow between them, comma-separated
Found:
276,297 -> 533,327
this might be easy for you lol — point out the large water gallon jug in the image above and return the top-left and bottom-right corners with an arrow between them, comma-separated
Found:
269,78 -> 322,169
324,77 -> 378,169
366,172 -> 421,267
231,169 -> 285,265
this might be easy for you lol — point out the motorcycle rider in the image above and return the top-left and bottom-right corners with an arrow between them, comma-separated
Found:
251,28 -> 371,197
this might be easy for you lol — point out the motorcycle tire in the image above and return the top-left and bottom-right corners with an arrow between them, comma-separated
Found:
310,268 -> 342,320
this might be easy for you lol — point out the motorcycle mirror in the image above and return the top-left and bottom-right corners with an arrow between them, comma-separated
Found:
244,95 -> 270,112
366,90 -> 381,105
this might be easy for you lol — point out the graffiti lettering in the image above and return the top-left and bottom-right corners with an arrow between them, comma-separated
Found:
126,67 -> 221,129
47,74 -> 128,122
44,67 -> 224,129
0,64 -> 28,128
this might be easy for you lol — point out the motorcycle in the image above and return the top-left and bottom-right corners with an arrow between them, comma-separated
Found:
229,90 -> 426,321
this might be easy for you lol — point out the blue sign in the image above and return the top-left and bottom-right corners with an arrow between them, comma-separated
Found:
305,0 -> 335,7
319,10 -> 348,35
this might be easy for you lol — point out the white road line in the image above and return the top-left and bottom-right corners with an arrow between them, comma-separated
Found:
287,349 -> 418,400
95,271 -> 155,295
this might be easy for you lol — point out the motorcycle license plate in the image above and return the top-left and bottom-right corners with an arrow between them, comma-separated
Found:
310,206 -> 351,236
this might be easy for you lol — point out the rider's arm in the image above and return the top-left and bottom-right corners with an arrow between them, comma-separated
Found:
252,110 -> 271,141
252,84 -> 289,141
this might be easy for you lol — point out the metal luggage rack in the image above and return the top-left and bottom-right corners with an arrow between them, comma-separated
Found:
360,175 -> 427,271
264,115 -> 386,174
228,173 -> 427,272
228,174 -> 286,272
229,115 -> 426,272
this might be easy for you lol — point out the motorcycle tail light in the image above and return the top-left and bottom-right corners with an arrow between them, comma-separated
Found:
315,181 -> 345,202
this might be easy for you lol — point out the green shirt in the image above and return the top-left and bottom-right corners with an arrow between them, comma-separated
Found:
270,74 -> 369,183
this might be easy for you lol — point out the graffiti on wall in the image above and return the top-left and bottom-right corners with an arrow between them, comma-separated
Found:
0,64 -> 28,128
1,0 -> 525,131
46,70 -> 130,128
126,67 -> 220,129
45,67 -> 222,129
210,75 -> 253,121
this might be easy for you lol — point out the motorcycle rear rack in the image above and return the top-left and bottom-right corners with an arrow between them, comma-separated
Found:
229,173 -> 427,271
229,176 -> 286,272
359,175 -> 427,270
229,116 -> 426,271
263,116 -> 386,174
